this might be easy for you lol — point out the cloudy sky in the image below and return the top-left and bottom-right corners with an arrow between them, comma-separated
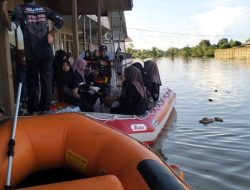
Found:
125,0 -> 250,49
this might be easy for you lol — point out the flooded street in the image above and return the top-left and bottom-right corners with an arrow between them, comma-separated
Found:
154,58 -> 250,190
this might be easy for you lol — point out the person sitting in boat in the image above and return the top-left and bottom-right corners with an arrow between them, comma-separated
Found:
144,60 -> 162,102
111,66 -> 147,115
72,59 -> 101,112
58,60 -> 80,106
132,62 -> 150,88
92,45 -> 112,96
53,50 -> 69,84
72,58 -> 94,85
132,62 -> 155,109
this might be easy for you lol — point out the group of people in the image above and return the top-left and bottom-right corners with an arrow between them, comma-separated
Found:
1,0 -> 162,116
111,60 -> 162,115
53,45 -> 112,112
1,0 -> 114,114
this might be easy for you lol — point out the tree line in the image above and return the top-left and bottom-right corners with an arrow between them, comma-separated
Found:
126,38 -> 246,59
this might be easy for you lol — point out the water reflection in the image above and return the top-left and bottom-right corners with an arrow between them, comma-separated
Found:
153,58 -> 250,190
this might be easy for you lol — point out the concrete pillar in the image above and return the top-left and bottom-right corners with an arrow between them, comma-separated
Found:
0,17 -> 15,115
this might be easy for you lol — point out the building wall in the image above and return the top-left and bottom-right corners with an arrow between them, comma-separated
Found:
215,47 -> 250,60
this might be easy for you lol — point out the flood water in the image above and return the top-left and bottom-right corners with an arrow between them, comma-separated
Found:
153,58 -> 250,190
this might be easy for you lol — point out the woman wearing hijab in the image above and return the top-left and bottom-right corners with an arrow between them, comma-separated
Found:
144,60 -> 162,102
53,50 -> 69,85
111,66 -> 147,115
73,59 -> 100,112
58,60 -> 80,105
73,59 -> 87,84
132,62 -> 151,89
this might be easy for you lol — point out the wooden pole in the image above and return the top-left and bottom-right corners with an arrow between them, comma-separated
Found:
97,0 -> 102,46
72,0 -> 79,59
0,15 -> 15,115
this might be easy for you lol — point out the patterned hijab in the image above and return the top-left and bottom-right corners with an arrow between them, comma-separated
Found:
144,60 -> 162,86
125,66 -> 146,98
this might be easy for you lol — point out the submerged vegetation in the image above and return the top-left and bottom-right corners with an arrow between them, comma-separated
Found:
126,38 -> 244,59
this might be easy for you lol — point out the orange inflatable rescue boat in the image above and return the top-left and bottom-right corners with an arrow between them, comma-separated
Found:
0,113 -> 191,190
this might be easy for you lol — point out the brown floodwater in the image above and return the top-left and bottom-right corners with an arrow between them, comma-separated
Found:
153,57 -> 250,190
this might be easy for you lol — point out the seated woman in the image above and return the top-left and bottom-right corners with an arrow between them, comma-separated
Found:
53,50 -> 69,85
73,58 -> 94,85
73,58 -> 100,112
111,66 -> 147,115
132,62 -> 150,89
58,60 -> 80,106
144,60 -> 162,102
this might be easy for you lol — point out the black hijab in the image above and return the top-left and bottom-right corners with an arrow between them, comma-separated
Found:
125,66 -> 146,98
60,60 -> 79,89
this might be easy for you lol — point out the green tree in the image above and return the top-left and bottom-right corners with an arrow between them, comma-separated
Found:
217,38 -> 231,49
151,47 -> 158,58
199,40 -> 211,48
229,40 -> 242,47
180,46 -> 192,57
191,47 -> 203,57
166,47 -> 179,57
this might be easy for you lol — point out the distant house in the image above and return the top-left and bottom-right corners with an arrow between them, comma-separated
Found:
243,40 -> 250,47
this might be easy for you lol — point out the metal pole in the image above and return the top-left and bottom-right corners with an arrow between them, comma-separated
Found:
72,0 -> 79,59
97,0 -> 102,46
89,17 -> 92,50
83,15 -> 86,51
5,83 -> 22,190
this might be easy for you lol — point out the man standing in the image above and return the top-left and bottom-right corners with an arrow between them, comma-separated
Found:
1,0 -> 64,114
94,45 -> 112,85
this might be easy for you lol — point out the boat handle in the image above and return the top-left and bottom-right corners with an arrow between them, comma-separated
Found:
170,165 -> 185,180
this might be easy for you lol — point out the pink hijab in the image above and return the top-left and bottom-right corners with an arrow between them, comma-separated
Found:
73,58 -> 87,82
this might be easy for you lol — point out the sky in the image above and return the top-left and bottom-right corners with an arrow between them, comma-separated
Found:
125,0 -> 250,50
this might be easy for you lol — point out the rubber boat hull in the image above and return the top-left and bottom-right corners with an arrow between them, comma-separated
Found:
85,88 -> 176,145
0,113 -> 191,190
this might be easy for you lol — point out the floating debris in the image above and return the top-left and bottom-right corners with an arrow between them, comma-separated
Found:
214,117 -> 224,122
215,90 -> 218,92
199,118 -> 214,125
208,99 -> 213,102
